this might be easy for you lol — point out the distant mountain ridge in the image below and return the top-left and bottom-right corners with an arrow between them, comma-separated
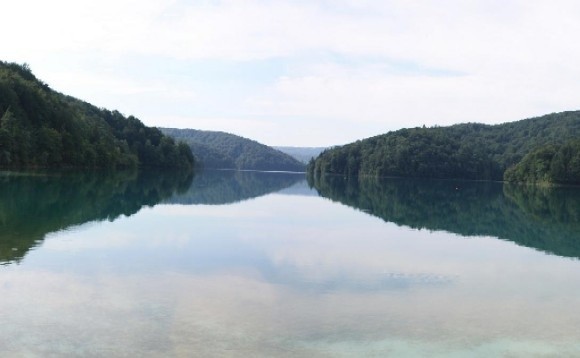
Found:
161,128 -> 306,172
308,111 -> 580,183
275,146 -> 327,164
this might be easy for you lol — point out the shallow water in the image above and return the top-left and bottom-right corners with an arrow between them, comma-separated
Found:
0,170 -> 579,357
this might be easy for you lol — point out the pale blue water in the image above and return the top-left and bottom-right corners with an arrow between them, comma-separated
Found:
0,170 -> 579,357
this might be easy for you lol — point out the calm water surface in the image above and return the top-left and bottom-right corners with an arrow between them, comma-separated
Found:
0,170 -> 579,357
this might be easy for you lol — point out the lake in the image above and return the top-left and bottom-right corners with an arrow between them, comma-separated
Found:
0,170 -> 579,357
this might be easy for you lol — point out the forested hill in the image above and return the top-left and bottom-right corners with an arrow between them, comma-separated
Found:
504,140 -> 580,185
0,61 -> 194,169
161,128 -> 306,172
308,111 -> 580,183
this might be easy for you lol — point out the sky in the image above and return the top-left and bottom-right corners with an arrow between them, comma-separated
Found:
2,0 -> 580,147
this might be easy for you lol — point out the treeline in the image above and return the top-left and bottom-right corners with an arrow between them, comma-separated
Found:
161,127 -> 306,172
308,111 -> 580,182
0,61 -> 193,169
504,140 -> 580,185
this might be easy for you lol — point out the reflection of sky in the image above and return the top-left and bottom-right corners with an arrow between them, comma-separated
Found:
276,179 -> 320,197
2,192 -> 580,356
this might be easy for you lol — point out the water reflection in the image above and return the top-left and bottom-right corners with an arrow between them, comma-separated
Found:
1,171 -> 580,356
166,170 -> 304,205
308,175 -> 580,258
0,170 -> 192,264
0,170 -> 303,265
6,183 -> 579,356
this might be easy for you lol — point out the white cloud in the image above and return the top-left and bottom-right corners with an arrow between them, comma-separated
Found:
3,0 -> 580,146
9,0 -> 579,65
243,61 -> 578,143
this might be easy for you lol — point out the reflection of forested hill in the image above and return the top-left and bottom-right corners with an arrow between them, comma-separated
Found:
0,170 -> 192,265
309,175 -> 580,259
276,180 -> 319,197
166,170 -> 305,205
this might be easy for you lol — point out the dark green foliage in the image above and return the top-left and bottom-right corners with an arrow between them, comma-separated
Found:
308,113 -> 580,181
0,61 -> 194,169
504,140 -> 580,185
308,174 -> 580,259
161,128 -> 306,172
185,140 -> 236,169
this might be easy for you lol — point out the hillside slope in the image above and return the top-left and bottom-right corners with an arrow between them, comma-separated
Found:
504,140 -> 580,185
308,111 -> 580,181
161,128 -> 306,172
0,61 -> 193,169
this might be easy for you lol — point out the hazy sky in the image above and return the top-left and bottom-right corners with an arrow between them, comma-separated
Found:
3,0 -> 580,146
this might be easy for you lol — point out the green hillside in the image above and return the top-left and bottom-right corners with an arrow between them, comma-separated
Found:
0,61 -> 193,169
504,140 -> 580,185
308,111 -> 580,182
161,128 -> 306,172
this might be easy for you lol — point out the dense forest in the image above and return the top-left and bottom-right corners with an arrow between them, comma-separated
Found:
308,175 -> 580,259
161,128 -> 305,172
308,111 -> 580,182
504,140 -> 580,185
0,61 -> 193,169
